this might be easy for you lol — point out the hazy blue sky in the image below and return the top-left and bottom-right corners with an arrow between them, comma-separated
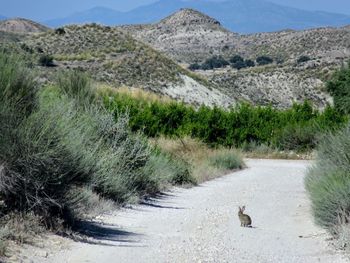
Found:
1,0 -> 350,21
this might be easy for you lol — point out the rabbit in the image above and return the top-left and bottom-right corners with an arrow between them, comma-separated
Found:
238,206 -> 252,227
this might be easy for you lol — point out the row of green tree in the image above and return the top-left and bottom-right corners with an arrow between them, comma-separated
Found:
104,94 -> 347,152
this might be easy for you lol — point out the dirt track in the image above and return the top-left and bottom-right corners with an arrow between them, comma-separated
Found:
27,159 -> 347,263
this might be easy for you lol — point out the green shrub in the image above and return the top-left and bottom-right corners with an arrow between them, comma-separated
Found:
326,63 -> 350,114
200,56 -> 229,70
256,55 -> 273,66
20,43 -> 34,54
231,60 -> 247,70
144,151 -> 194,187
56,70 -> 96,106
306,170 -> 350,228
297,55 -> 311,64
0,52 -> 36,114
0,92 -> 100,223
65,187 -> 116,220
188,63 -> 201,71
229,55 -> 244,64
306,124 -> 350,229
39,54 -> 55,67
274,123 -> 318,151
55,27 -> 66,35
209,150 -> 244,170
245,59 -> 255,68
230,55 -> 255,70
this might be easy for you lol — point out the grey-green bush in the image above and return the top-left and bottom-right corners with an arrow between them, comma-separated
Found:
0,52 -> 195,229
274,123 -> 318,151
209,150 -> 244,170
326,63 -> 350,114
143,151 -> 194,189
306,124 -> 350,229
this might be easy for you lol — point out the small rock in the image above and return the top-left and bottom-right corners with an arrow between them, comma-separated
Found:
9,255 -> 18,261
37,251 -> 49,258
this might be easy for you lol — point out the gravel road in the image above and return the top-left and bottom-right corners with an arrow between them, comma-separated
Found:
29,159 -> 347,263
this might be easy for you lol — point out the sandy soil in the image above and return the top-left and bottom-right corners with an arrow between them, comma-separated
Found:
20,159 -> 347,263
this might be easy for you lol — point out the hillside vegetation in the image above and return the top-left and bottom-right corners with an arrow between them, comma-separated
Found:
22,23 -> 232,108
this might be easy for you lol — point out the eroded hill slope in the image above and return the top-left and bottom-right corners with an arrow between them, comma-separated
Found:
23,23 -> 232,108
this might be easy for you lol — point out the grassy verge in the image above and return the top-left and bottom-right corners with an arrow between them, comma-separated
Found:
150,137 -> 244,184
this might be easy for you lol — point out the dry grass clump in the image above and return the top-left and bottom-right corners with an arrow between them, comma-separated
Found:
0,213 -> 45,258
98,84 -> 172,104
242,142 -> 314,160
150,137 -> 244,183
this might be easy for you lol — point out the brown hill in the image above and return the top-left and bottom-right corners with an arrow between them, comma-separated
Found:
0,18 -> 50,33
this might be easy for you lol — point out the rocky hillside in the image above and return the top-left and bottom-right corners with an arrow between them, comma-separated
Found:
123,8 -> 350,108
239,26 -> 350,63
121,8 -> 239,63
0,18 -> 50,33
212,26 -> 349,108
124,9 -> 350,64
22,23 -> 232,108
208,65 -> 332,109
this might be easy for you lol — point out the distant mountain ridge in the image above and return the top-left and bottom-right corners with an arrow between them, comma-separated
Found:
44,0 -> 350,33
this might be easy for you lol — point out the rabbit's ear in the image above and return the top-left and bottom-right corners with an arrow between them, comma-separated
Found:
238,206 -> 241,211
242,206 -> 245,212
